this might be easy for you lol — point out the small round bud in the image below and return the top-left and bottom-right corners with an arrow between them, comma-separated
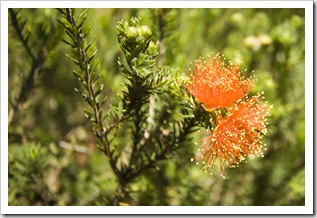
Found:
125,26 -> 139,40
139,25 -> 152,39
258,34 -> 272,46
243,35 -> 260,51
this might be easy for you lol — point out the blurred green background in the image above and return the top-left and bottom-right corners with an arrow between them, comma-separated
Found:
8,8 -> 305,206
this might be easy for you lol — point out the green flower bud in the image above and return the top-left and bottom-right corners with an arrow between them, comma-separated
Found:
125,26 -> 139,40
147,41 -> 159,54
148,41 -> 156,50
139,25 -> 152,39
258,34 -> 272,46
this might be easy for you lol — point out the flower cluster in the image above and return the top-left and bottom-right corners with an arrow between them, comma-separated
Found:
187,54 -> 272,178
186,55 -> 254,111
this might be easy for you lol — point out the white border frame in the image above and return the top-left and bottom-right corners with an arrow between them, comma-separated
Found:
1,0 -> 313,215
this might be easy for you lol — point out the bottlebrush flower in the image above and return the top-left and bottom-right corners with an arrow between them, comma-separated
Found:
186,54 -> 254,111
191,93 -> 272,177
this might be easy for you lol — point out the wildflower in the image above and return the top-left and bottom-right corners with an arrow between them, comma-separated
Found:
186,54 -> 254,111
192,93 -> 272,177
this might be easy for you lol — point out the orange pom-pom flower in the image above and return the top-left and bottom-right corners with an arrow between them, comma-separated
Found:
186,54 -> 254,111
191,93 -> 272,177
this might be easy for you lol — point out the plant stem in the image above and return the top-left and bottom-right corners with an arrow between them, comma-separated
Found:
64,9 -> 123,203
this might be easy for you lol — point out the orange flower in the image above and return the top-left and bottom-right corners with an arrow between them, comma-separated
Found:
192,93 -> 272,177
186,54 -> 254,111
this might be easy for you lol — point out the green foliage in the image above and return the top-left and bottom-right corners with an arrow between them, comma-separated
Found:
8,8 -> 305,206
9,143 -> 54,205
8,8 -> 63,128
57,11 -> 201,205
